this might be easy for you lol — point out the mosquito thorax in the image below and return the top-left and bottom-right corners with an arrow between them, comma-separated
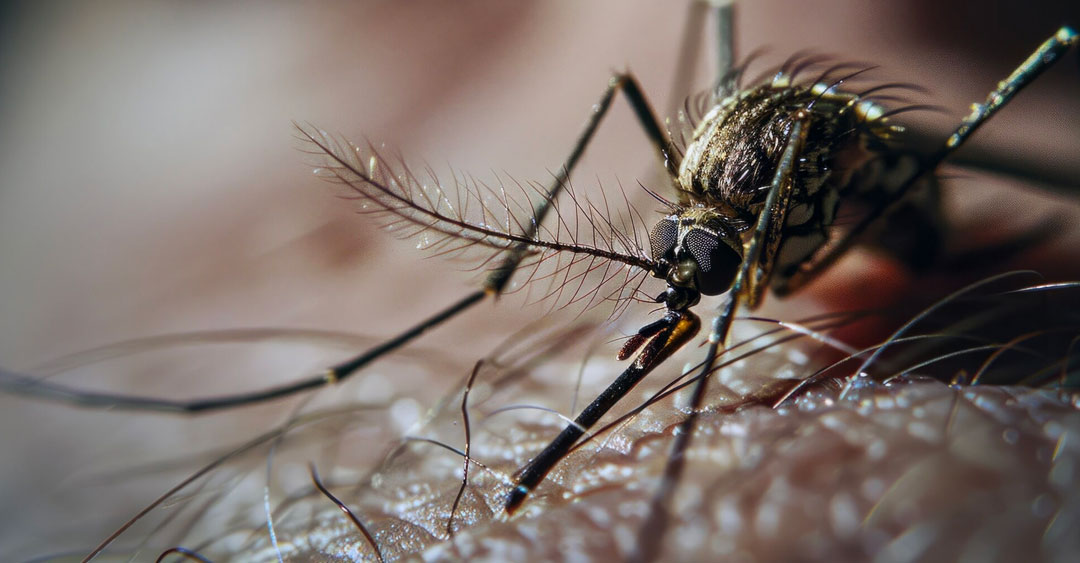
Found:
677,82 -> 885,213
648,78 -> 893,301
669,76 -> 896,293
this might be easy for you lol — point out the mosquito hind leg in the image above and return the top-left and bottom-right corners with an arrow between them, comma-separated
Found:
938,26 -> 1078,162
343,72 -> 674,376
774,26 -> 1078,297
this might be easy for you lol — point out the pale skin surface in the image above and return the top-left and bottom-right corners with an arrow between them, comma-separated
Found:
1,1 -> 1079,560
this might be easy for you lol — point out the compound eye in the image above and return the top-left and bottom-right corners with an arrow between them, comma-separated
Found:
682,228 -> 741,295
648,217 -> 678,262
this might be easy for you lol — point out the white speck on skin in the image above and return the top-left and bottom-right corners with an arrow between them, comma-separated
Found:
865,438 -> 887,461
390,398 -> 421,434
674,521 -> 707,553
618,500 -> 647,519
585,504 -> 611,528
874,395 -> 895,410
755,501 -> 780,538
720,420 -> 748,437
862,477 -> 885,500
352,372 -> 392,402
906,420 -> 941,443
786,346 -> 809,365
1043,420 -> 1063,439
713,497 -> 743,535
829,492 -> 860,537
614,524 -> 638,556
818,411 -> 847,431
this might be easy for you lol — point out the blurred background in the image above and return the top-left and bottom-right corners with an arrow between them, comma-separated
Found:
1,0 -> 1078,559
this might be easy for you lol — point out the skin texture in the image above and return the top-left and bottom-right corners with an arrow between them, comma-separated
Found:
1,1 -> 1079,560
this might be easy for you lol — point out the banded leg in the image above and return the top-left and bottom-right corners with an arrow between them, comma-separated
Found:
503,308 -> 700,514
664,0 -> 735,119
0,72 -> 677,414
776,26 -> 1079,297
633,111 -> 812,562
503,3 -> 734,514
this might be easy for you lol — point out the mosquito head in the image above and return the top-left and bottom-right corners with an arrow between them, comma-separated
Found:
649,207 -> 743,298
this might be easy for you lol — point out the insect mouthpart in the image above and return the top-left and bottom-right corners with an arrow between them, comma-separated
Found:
649,208 -> 744,297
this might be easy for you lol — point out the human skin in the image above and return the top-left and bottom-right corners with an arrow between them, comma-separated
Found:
1,1 -> 1079,560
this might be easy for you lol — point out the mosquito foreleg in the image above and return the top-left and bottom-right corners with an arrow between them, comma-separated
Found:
633,112 -> 811,562
0,72 -> 671,414
504,308 -> 700,514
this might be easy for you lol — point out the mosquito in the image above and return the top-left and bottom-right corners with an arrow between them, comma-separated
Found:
2,4 -> 1077,561
297,13 -> 1080,549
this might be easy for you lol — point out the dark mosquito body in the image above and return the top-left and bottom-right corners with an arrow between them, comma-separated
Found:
662,76 -> 898,300
504,67 -> 905,511
503,26 -> 1079,517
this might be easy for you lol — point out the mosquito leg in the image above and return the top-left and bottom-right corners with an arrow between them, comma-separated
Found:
486,71 -> 678,293
633,112 -> 811,562
937,26 -> 1077,163
664,0 -> 735,120
0,294 -> 486,414
775,26 -> 1078,297
503,21 -> 736,513
504,308 -> 700,514
652,0 -> 734,205
0,72 -> 674,414
616,72 -> 684,179
711,0 -> 735,84
665,1 -> 706,120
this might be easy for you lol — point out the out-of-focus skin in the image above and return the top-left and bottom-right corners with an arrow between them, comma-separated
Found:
1,1 -> 1079,560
